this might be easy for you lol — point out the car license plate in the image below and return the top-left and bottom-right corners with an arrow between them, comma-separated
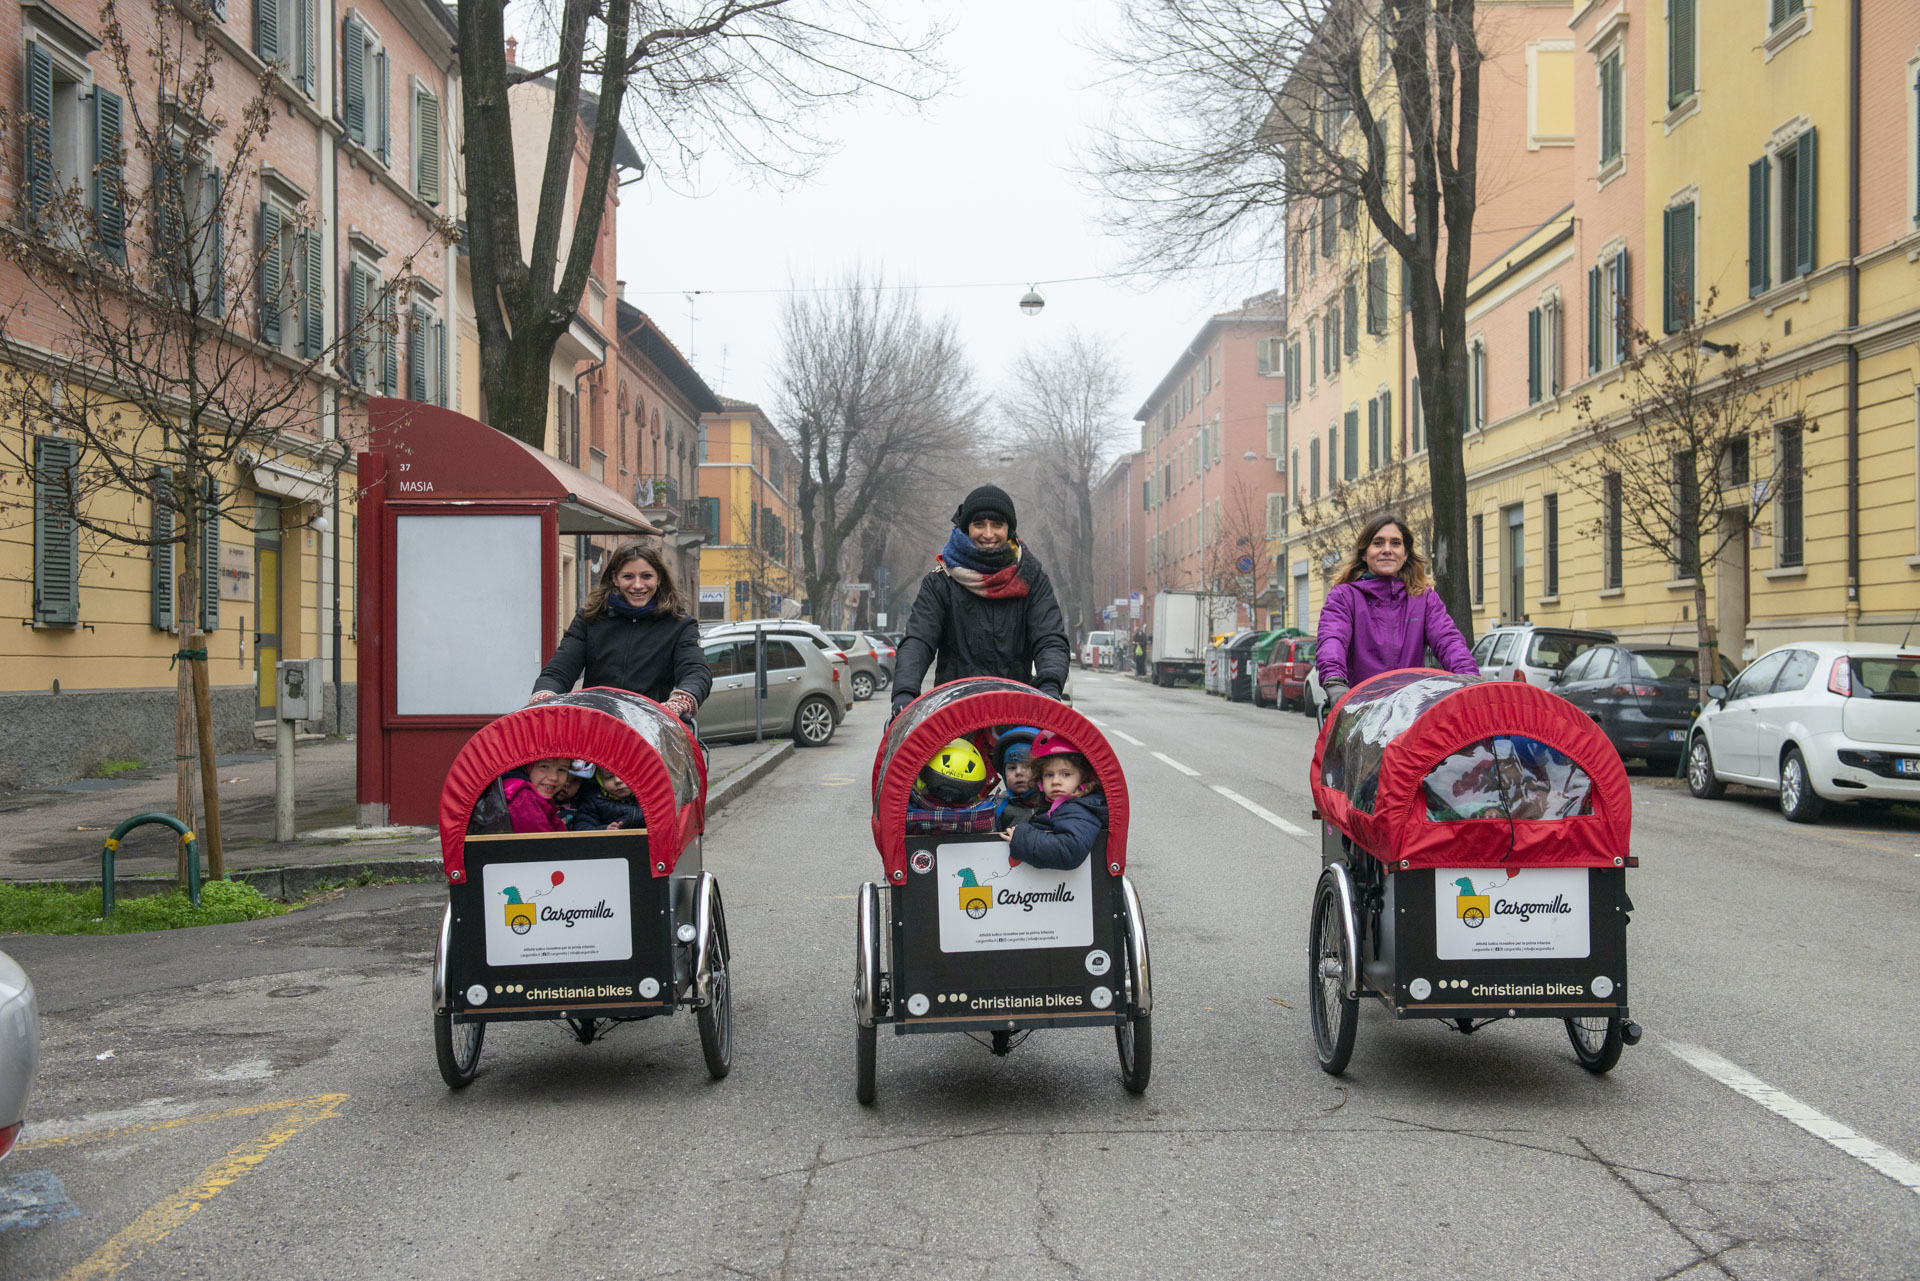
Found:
1898,758 -> 1920,777
1666,730 -> 1687,742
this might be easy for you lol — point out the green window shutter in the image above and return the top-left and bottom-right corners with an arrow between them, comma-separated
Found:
207,169 -> 226,318
417,90 -> 442,204
1527,307 -> 1541,403
302,0 -> 318,95
255,0 -> 280,62
381,291 -> 398,394
348,263 -> 369,383
160,139 -> 186,301
301,228 -> 325,357
1669,0 -> 1695,107
1343,408 -> 1359,480
259,204 -> 284,346
377,51 -> 391,164
1665,202 -> 1694,333
408,304 -> 428,400
33,436 -> 79,626
1612,250 -> 1630,364
1257,338 -> 1270,376
1793,129 -> 1818,278
436,319 -> 448,406
1343,280 -> 1358,354
1587,266 -> 1601,371
1367,397 -> 1379,469
1748,158 -> 1771,296
1770,0 -> 1788,26
200,479 -> 220,632
343,16 -> 366,145
25,43 -> 54,228
1662,208 -> 1678,333
93,89 -> 126,264
1410,377 -> 1422,454
1380,391 -> 1391,461
151,468 -> 175,630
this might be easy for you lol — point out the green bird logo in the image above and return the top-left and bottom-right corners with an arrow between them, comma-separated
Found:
1453,877 -> 1476,897
954,868 -> 981,888
501,886 -> 526,905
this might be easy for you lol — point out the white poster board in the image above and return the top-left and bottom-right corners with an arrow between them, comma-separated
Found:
936,844 -> 1093,953
482,857 -> 633,966
1434,867 -> 1590,960
394,514 -> 543,715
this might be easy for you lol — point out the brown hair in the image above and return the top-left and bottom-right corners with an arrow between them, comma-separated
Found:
1332,514 -> 1432,595
583,544 -> 685,619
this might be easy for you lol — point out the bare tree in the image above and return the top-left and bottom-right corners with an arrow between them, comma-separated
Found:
775,274 -> 982,622
1000,331 -> 1127,642
1090,0 -> 1487,632
0,0 -> 441,877
1291,456 -> 1434,592
1559,296 -> 1809,687
459,1 -> 943,446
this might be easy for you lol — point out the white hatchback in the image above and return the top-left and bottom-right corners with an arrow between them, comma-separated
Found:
1687,641 -> 1920,822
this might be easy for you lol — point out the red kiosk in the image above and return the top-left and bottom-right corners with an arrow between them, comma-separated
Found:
356,399 -> 659,827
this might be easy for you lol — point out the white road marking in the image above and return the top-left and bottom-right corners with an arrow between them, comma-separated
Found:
1210,785 -> 1308,835
1668,1043 -> 1920,1197
1108,729 -> 1145,747
1151,751 -> 1200,777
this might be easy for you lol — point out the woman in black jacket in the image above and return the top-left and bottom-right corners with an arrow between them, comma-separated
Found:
889,485 -> 1071,720
531,545 -> 710,718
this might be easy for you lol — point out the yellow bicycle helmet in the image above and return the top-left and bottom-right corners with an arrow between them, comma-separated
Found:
916,737 -> 989,806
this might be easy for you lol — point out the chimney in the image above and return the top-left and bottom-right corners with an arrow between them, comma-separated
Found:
616,279 -> 626,300
504,36 -> 517,66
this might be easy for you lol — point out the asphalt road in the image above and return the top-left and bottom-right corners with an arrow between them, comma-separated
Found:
4,670 -> 1918,1279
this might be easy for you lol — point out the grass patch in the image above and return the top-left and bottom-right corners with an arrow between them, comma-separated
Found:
0,879 -> 293,935
90,758 -> 145,777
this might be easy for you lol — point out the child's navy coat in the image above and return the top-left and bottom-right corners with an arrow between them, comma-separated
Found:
1008,793 -> 1107,870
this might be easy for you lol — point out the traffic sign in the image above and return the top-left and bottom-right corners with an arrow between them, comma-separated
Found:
1236,555 -> 1255,573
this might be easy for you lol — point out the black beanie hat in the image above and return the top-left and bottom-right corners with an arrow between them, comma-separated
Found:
953,484 -> 1017,535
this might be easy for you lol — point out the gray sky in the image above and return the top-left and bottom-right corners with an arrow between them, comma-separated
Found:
610,0 -> 1273,433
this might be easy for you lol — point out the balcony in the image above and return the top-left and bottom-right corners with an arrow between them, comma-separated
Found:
633,476 -> 710,541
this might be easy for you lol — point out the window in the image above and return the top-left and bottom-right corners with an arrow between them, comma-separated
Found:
150,468 -> 175,630
1602,472 -> 1623,588
1488,631 -> 1516,665
1543,493 -> 1559,596
413,82 -> 443,204
1411,376 -> 1424,453
33,435 -> 79,626
1343,408 -> 1359,480
1728,649 -> 1788,700
1378,390 -> 1393,464
1321,196 -> 1337,256
1257,336 -> 1278,375
1668,0 -> 1696,107
1774,649 -> 1818,693
1308,327 -> 1317,389
1366,253 -> 1388,335
1770,0 -> 1805,31
1752,132 -> 1816,294
255,0 -> 318,97
343,14 -> 392,165
158,142 -> 225,315
1776,419 -> 1803,567
704,638 -> 739,667
1307,214 -> 1319,278
1292,448 -> 1302,502
1588,250 -> 1631,372
1471,513 -> 1485,604
1343,278 -> 1359,356
1663,201 -> 1695,332
346,258 -> 395,394
22,38 -> 126,263
1309,436 -> 1321,500
1328,426 -> 1336,489
1341,188 -> 1357,229
1467,340 -> 1487,431
1673,449 -> 1699,575
1528,299 -> 1562,403
1367,397 -> 1380,471
407,302 -> 446,406
1328,309 -> 1342,373
1598,46 -> 1624,168
259,203 -> 324,356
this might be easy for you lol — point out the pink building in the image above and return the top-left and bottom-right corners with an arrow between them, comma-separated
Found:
1135,293 -> 1289,630
1089,451 -> 1147,636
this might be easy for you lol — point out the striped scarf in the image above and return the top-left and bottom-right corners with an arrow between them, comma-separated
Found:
938,528 -> 1029,599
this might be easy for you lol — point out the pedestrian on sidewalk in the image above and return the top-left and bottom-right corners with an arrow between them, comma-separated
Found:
1132,630 -> 1146,677
890,485 -> 1071,721
1314,515 -> 1478,711
530,545 -> 712,723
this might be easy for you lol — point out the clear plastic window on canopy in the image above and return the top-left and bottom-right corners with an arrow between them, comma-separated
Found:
1424,736 -> 1594,821
1319,671 -> 1479,814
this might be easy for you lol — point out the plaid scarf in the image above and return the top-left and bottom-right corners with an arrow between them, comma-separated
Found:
938,527 -> 1029,599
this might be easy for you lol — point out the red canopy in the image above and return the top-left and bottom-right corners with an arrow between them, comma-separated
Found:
1309,670 -> 1632,870
438,689 -> 707,882
871,679 -> 1131,884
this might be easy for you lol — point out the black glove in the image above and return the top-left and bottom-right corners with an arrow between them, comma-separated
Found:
1036,684 -> 1064,701
889,691 -> 915,724
1323,680 -> 1350,707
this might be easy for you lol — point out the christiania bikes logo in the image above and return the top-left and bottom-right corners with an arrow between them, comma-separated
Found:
952,866 -> 1076,919
498,869 -> 617,934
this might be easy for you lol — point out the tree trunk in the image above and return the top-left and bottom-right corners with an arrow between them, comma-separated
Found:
1695,581 -> 1715,700
482,331 -> 564,448
190,656 -> 225,878
174,614 -> 194,885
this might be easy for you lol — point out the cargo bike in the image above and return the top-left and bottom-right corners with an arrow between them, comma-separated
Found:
854,678 -> 1152,1102
429,689 -> 731,1088
1307,671 -> 1642,1074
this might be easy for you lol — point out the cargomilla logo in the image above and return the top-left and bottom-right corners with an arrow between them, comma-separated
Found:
954,867 -> 993,919
500,869 -> 569,934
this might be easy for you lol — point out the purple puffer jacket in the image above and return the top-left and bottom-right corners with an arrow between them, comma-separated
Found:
1315,575 -> 1478,687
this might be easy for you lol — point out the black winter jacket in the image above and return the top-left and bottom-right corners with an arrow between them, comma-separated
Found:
1009,792 -> 1107,871
533,609 -> 712,705
890,547 -> 1070,711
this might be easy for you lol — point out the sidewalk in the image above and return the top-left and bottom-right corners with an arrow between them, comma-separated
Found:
0,734 -> 792,895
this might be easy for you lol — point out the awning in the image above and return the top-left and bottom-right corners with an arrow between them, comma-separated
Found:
245,451 -> 333,503
366,398 -> 661,536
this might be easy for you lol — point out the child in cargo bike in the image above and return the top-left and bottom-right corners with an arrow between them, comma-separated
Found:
995,731 -> 1106,870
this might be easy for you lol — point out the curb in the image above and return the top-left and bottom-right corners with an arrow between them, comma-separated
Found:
706,740 -> 794,819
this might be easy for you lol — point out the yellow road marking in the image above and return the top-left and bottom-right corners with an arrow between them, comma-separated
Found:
1816,831 -> 1910,856
54,1093 -> 348,1281
21,1095 -> 333,1153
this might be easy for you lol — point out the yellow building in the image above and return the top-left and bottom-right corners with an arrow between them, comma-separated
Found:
1284,0 -> 1920,656
695,399 -> 803,622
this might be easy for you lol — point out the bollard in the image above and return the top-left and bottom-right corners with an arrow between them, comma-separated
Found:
102,813 -> 202,918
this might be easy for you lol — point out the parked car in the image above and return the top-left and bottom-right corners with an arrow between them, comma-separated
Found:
1552,643 -> 1741,770
705,619 -> 854,712
1687,642 -> 1920,822
826,631 -> 887,701
1080,630 -> 1119,670
1255,637 -> 1316,709
697,632 -> 843,746
0,947 -> 37,1164
1472,623 -> 1616,687
860,633 -> 897,689
1304,664 -> 1327,719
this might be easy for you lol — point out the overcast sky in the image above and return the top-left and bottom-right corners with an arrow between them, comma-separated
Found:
606,0 -> 1276,436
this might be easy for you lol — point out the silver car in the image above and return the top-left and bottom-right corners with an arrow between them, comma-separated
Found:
826,632 -> 887,702
1472,623 -> 1615,688
860,633 -> 897,690
708,619 -> 855,712
0,947 -> 37,1162
697,632 -> 843,747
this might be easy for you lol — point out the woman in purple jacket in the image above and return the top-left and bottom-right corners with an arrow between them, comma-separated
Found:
1315,514 -> 1479,709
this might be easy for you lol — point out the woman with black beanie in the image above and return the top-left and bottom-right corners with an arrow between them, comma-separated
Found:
889,484 -> 1071,720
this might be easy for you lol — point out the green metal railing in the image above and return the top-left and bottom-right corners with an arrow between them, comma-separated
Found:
101,813 -> 201,918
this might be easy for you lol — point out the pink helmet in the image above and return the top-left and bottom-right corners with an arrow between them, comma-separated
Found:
1029,731 -> 1083,763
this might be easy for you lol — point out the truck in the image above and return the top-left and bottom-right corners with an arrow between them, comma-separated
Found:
1147,591 -> 1238,687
